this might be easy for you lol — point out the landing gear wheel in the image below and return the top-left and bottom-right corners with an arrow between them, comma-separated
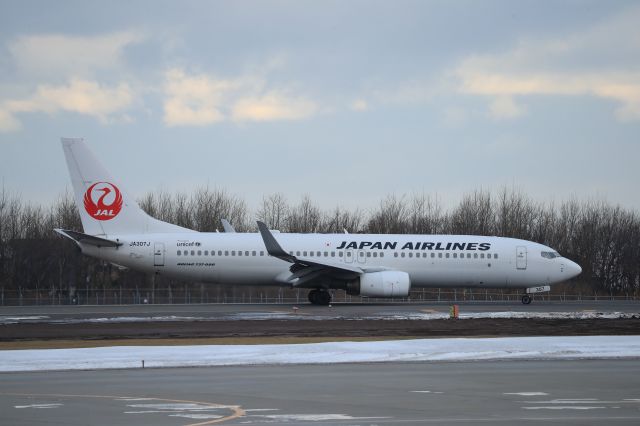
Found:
308,289 -> 331,306
308,289 -> 318,304
521,294 -> 532,305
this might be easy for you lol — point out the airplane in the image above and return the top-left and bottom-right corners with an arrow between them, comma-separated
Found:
55,138 -> 582,305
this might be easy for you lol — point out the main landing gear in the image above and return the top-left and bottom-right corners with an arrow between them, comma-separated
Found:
521,294 -> 532,305
308,289 -> 331,306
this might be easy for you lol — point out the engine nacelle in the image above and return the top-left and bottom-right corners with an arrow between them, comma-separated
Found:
346,271 -> 411,297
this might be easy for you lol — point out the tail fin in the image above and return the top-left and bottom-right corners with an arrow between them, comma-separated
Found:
61,138 -> 194,236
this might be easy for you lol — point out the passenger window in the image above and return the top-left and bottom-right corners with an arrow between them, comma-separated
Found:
380,253 -> 384,258
431,253 -> 435,258
204,250 -> 208,256
394,252 -> 398,258
480,253 -> 485,259
260,251 -> 264,256
453,253 -> 457,258
474,253 -> 478,258
324,251 -> 328,257
438,253 -> 442,258
366,252 -> 371,257
252,251 -> 256,256
296,251 -> 300,256
238,251 -> 242,256
331,252 -> 335,257
339,252 -> 343,257
317,251 -> 321,257
197,250 -> 202,256
191,250 -> 195,256
346,252 -> 351,257
177,250 -> 181,256
446,253 -> 450,258
372,252 -> 377,258
494,253 -> 498,259
408,253 -> 413,258
401,252 -> 406,258
231,251 -> 236,256
467,253 -> 471,258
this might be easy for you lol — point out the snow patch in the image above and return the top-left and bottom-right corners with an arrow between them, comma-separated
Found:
1,336 -> 640,372
0,315 -> 49,324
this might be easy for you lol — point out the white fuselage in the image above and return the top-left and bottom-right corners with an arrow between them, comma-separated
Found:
81,232 -> 580,289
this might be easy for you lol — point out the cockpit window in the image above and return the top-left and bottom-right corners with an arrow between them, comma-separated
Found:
541,251 -> 561,259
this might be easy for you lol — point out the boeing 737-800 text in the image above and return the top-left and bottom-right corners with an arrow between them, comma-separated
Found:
55,138 -> 582,305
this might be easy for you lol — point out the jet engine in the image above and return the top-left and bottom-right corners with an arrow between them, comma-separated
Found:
346,271 -> 411,297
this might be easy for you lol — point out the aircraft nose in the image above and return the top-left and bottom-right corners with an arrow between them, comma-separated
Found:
567,260 -> 582,278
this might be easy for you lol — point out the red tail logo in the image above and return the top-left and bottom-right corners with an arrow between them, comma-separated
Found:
84,182 -> 123,221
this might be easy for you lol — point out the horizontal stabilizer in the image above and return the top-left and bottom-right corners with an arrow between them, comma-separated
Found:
54,229 -> 122,248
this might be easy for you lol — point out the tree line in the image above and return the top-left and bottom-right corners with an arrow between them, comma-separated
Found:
1,186 -> 638,304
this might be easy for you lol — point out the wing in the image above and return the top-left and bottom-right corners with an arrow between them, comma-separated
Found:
257,221 -> 385,288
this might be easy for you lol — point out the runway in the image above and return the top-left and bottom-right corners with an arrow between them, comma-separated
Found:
1,300 -> 639,324
2,360 -> 640,425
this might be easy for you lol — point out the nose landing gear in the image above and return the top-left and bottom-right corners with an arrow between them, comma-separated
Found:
521,294 -> 532,305
308,289 -> 331,305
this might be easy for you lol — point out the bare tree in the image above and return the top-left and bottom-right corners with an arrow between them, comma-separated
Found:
286,195 -> 322,233
367,194 -> 409,234
257,193 -> 289,230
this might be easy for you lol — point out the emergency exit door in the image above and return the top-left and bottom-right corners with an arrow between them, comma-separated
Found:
154,243 -> 165,266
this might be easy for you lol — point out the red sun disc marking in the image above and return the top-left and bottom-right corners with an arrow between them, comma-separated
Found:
83,182 -> 123,221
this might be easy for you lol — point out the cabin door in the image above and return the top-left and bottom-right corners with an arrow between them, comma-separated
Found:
516,246 -> 527,270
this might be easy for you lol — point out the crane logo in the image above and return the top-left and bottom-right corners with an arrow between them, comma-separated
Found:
84,182 -> 123,220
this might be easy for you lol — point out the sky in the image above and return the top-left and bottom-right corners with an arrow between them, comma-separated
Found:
1,0 -> 639,214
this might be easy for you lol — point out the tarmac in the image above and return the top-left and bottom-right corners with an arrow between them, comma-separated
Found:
1,300 -> 639,323
2,359 -> 640,425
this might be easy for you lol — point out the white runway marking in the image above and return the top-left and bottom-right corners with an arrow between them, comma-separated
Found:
168,413 -> 223,419
126,402 -> 225,411
256,414 -> 392,421
504,392 -> 549,396
522,406 -> 607,410
244,408 -> 280,412
14,403 -> 62,409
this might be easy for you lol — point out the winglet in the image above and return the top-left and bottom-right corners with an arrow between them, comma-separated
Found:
257,221 -> 295,263
221,218 -> 236,233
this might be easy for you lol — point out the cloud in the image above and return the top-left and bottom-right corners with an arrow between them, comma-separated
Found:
350,99 -> 369,112
163,69 -> 237,126
232,92 -> 316,122
0,79 -> 134,131
163,68 -> 317,126
455,5 -> 640,121
8,31 -> 144,77
488,96 -> 526,120
0,108 -> 21,132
